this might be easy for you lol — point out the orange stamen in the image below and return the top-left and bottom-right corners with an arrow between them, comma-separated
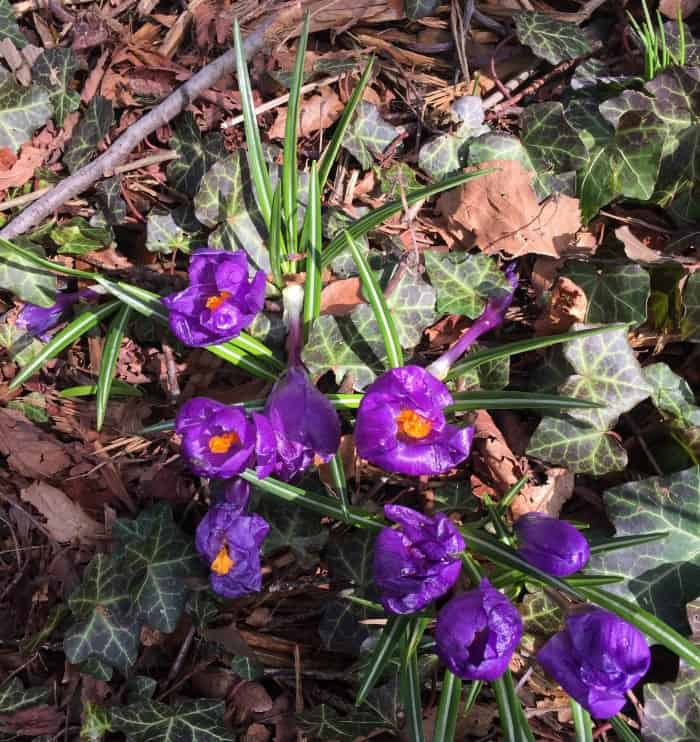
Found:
396,409 -> 433,440
211,544 -> 235,575
205,290 -> 232,311
207,431 -> 240,454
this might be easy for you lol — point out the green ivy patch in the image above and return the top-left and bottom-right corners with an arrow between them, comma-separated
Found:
0,71 -> 51,153
167,112 -> 227,196
642,664 -> 700,742
63,96 -> 114,174
514,12 -> 592,65
342,102 -> 400,170
0,0 -> 25,48
32,48 -> 80,126
0,240 -> 56,307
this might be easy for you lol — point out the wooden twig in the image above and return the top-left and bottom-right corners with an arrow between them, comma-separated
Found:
0,7 -> 301,240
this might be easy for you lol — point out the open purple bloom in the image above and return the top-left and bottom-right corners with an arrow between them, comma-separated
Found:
514,513 -> 590,577
162,248 -> 265,347
373,504 -> 465,614
537,608 -> 650,718
260,366 -> 341,481
195,483 -> 269,598
435,578 -> 523,681
175,397 -> 267,478
355,365 -> 473,476
17,288 -> 97,339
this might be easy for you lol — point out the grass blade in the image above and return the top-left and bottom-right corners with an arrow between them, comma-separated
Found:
60,379 -> 140,398
609,716 -> 639,742
233,19 -> 272,224
269,181 -> 284,288
9,300 -> 121,390
303,162 -> 323,338
570,699 -> 593,742
400,630 -> 425,742
322,170 -> 490,267
355,615 -> 410,706
434,671 -> 462,742
282,11 -> 309,255
446,391 -> 602,412
345,230 -> 403,368
318,57 -> 374,188
493,672 -> 534,742
0,236 -> 98,279
588,531 -> 668,555
447,324 -> 630,378
328,452 -> 350,520
463,680 -> 482,715
96,304 -> 131,431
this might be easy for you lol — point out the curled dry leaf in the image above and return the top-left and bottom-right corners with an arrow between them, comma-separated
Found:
615,225 -> 666,264
20,481 -> 104,543
534,276 -> 587,335
511,467 -> 575,519
319,277 -> 364,316
0,145 -> 45,190
269,88 -> 344,140
658,0 -> 700,18
437,160 -> 585,258
0,705 -> 64,737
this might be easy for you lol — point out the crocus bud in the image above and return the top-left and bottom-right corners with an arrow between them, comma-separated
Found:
17,288 -> 97,339
355,365 -> 473,476
373,504 -> 465,614
195,480 -> 269,598
162,248 -> 265,347
537,608 -> 650,718
514,513 -> 590,577
435,578 -> 523,681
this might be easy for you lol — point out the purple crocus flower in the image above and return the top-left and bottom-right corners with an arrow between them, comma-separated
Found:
17,288 -> 98,339
514,513 -> 591,577
373,504 -> 465,614
175,397 -> 269,479
435,578 -> 523,681
195,480 -> 269,598
354,365 -> 473,476
537,608 -> 650,718
162,248 -> 266,347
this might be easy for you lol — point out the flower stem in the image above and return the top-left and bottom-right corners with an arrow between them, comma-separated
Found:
283,283 -> 304,367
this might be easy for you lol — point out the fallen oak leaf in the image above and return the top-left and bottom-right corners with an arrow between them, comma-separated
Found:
20,481 -> 104,543
0,145 -> 45,190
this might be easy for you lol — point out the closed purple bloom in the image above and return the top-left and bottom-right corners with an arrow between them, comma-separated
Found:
435,579 -> 523,681
514,513 -> 590,577
373,504 -> 465,614
355,365 -> 473,476
162,248 -> 265,347
261,367 -> 341,481
537,608 -> 650,718
17,288 -> 97,339
195,485 -> 269,598
175,397 -> 259,478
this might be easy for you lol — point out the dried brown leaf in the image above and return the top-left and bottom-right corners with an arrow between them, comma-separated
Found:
534,276 -> 587,335
0,705 -> 63,736
471,409 -> 527,497
269,88 -> 344,140
319,277 -> 364,316
658,0 -> 700,18
0,145 -> 44,190
511,467 -> 574,519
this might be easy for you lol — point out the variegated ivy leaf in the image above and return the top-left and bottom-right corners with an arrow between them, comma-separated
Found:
231,655 -> 264,681
0,322 -> 44,368
377,161 -> 420,198
342,101 -> 400,170
146,207 -> 203,255
194,152 -> 270,273
564,97 -> 614,152
514,11 -> 593,66
654,124 -> 700,222
112,503 -> 202,634
558,323 -> 652,430
50,217 -> 113,255
561,261 -> 650,325
79,657 -> 114,681
111,699 -> 232,742
64,553 -> 140,672
570,59 -> 637,91
520,102 -> 587,175
167,112 -> 226,196
526,416 -> 628,475
455,349 -> 510,391
0,240 -> 56,306
642,664 -> 700,742
390,266 -> 438,348
325,207 -> 371,278
298,705 -> 392,741
404,0 -> 440,20
319,599 -> 372,654
682,270 -> 700,340
423,251 -> 511,319
664,20 -> 700,65
0,0 -> 25,48
578,110 -> 666,222
588,466 -> 700,631
32,48 -> 80,125
94,177 -> 127,226
0,678 -> 49,713
0,71 -> 51,152
519,591 -> 564,635
63,96 -> 114,174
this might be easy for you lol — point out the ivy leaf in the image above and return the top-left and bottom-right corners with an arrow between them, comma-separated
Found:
424,251 -> 512,319
194,153 -> 270,273
50,217 -> 113,255
0,72 -> 51,152
167,112 -> 226,196
520,591 -> 564,635
565,97 -> 615,152
520,102 -> 587,175
0,240 -> 56,306
588,466 -> 700,631
642,664 -> 700,742
682,270 -> 700,340
376,161 -> 420,198
342,102 -> 400,170
64,553 -> 139,672
32,48 -> 80,125
319,600 -> 371,654
557,324 -> 652,430
578,110 -> 666,222
63,96 -> 114,174
110,699 -> 232,742
325,207 -> 372,278
561,261 -> 650,325
113,503 -> 202,633
527,416 -> 628,476
297,705 -> 391,741
0,678 -> 49,713
326,530 -> 376,591
654,124 -> 700,221
455,347 -> 510,391
231,655 -> 264,681
146,207 -> 203,255
404,0 -> 440,20
94,177 -> 127,226
645,363 -> 700,429
388,266 -> 438,348
78,658 -> 114,681
514,11 -> 593,65
0,0 -> 25,47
